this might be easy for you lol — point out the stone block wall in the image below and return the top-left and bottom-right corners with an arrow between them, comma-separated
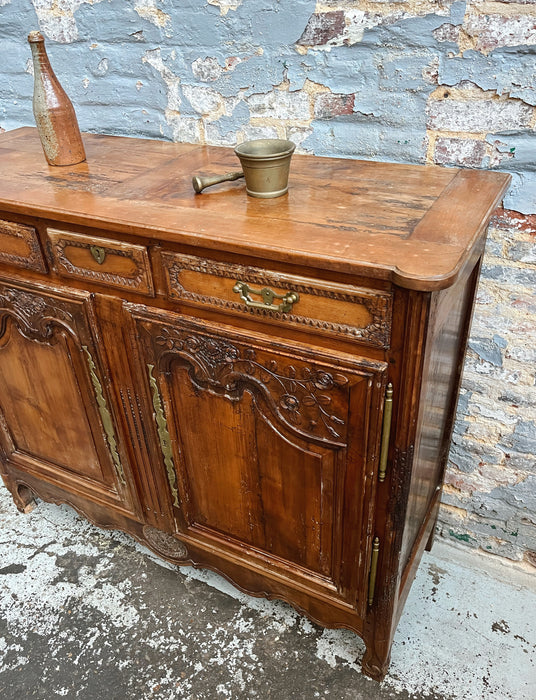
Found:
0,0 -> 534,569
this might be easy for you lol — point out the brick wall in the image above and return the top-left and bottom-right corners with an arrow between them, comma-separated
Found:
0,0 -> 534,569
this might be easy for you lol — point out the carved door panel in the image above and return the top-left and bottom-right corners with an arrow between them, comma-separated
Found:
0,279 -> 134,511
129,304 -> 388,610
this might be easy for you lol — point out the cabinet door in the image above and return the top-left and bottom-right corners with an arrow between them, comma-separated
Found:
129,304 -> 388,611
0,279 -> 134,512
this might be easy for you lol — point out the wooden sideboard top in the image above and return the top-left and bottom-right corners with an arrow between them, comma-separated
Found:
0,127 -> 510,290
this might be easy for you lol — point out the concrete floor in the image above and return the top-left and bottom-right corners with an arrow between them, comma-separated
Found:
0,484 -> 534,700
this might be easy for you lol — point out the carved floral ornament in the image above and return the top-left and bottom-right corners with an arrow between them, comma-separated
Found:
142,525 -> 188,560
0,286 -> 74,341
152,326 -> 350,445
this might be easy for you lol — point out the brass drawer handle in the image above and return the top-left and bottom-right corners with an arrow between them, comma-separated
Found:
90,245 -> 106,264
233,281 -> 299,313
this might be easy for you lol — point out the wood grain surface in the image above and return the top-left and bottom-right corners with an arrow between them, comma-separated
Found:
0,128 -> 510,290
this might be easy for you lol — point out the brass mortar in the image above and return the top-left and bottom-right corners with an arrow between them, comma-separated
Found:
192,139 -> 296,198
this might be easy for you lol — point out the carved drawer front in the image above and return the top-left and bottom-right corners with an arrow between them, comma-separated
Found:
47,228 -> 154,296
0,219 -> 47,273
160,251 -> 392,349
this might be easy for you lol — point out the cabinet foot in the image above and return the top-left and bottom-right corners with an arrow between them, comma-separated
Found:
7,481 -> 38,513
361,644 -> 391,682
425,521 -> 438,552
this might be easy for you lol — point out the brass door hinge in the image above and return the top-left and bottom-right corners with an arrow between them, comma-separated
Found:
147,364 -> 180,508
367,536 -> 380,607
83,346 -> 126,485
378,382 -> 393,482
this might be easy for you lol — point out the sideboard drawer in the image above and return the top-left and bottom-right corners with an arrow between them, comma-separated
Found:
0,218 -> 47,273
47,228 -> 154,296
160,251 -> 392,348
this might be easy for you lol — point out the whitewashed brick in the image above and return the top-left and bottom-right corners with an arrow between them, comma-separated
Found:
466,14 -> 536,53
208,0 -> 243,15
182,85 -> 223,116
434,137 -> 486,166
191,57 -> 223,82
204,121 -> 236,146
427,97 -> 533,132
240,125 -> 279,141
167,115 -> 201,143
248,89 -> 311,121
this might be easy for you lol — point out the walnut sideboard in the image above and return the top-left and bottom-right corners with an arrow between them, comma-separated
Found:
0,127 -> 510,680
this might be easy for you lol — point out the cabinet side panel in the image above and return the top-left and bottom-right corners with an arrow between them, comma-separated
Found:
400,260 -> 481,569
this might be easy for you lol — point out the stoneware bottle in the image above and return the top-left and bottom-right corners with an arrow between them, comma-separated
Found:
28,30 -> 86,166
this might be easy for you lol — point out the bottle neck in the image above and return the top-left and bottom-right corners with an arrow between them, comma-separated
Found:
30,39 -> 53,75
29,36 -> 65,103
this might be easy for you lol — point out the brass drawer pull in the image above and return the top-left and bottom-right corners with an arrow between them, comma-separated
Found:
90,245 -> 106,264
233,281 -> 299,313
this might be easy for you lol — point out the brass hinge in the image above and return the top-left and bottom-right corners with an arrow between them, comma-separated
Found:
147,364 -> 180,508
367,536 -> 380,607
378,382 -> 393,482
83,346 -> 126,485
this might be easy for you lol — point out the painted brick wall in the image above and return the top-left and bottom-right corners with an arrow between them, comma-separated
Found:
0,0 -> 534,569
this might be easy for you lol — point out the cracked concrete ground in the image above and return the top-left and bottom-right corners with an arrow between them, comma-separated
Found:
0,484 -> 534,700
